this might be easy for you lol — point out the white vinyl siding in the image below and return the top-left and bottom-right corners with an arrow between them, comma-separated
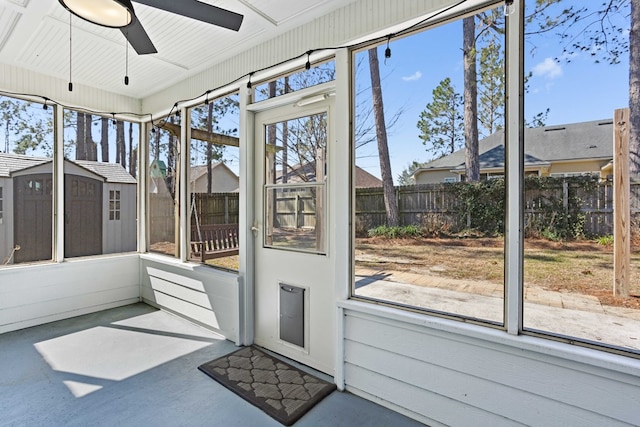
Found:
341,304 -> 640,426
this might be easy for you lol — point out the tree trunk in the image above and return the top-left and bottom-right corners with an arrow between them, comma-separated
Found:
630,0 -> 640,179
100,118 -> 109,162
130,148 -> 137,178
167,116 -> 176,195
153,124 -> 160,160
76,113 -> 86,160
128,122 -> 135,176
368,47 -> 399,227
116,121 -> 125,167
463,16 -> 480,182
206,102 -> 214,194
85,114 -> 97,161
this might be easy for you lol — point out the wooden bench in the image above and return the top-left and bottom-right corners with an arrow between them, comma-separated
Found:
190,224 -> 239,262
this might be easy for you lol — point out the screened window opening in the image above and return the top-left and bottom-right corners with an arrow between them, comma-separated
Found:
63,111 -> 138,258
0,96 -> 54,266
350,0 -> 640,358
352,5 -> 505,325
522,0 -> 639,355
148,114 -> 181,258
188,93 -> 241,270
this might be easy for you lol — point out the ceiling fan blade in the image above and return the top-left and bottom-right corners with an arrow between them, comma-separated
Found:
134,0 -> 243,31
121,18 -> 157,55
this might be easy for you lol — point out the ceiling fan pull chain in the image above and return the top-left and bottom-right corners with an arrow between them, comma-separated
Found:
68,12 -> 73,92
124,30 -> 130,86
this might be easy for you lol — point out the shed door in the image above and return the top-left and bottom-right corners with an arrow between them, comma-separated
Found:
65,175 -> 102,257
13,174 -> 53,263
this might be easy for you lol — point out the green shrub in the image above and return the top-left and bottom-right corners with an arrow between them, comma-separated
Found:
367,225 -> 423,239
596,235 -> 614,246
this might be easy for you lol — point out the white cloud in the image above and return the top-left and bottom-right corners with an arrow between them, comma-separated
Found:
532,57 -> 562,79
402,71 -> 422,82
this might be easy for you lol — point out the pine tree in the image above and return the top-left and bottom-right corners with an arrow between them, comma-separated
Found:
417,77 -> 464,160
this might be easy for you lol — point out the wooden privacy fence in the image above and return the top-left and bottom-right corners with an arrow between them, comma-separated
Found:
356,184 -> 462,234
164,179 -> 640,238
355,180 -> 640,237
190,192 -> 240,227
190,190 -> 317,229
149,193 -> 175,243
267,187 -> 318,229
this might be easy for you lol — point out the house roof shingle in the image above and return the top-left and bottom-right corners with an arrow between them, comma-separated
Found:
417,119 -> 613,173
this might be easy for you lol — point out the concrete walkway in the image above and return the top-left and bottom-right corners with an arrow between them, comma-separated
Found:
355,267 -> 640,351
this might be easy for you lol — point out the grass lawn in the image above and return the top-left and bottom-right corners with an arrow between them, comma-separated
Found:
355,237 -> 640,309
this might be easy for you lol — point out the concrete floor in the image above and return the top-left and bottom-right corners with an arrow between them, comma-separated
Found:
0,303 -> 424,427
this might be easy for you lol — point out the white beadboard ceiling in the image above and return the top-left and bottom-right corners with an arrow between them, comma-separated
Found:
0,0 -> 353,99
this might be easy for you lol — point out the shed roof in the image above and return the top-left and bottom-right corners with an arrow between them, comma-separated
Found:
0,152 -> 136,184
0,153 -> 50,177
73,160 -> 137,184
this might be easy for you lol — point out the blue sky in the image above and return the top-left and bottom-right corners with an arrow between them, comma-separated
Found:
355,1 -> 631,183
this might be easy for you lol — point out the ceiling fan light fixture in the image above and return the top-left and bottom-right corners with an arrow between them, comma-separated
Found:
58,0 -> 135,28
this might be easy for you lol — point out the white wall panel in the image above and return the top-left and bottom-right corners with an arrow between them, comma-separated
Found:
342,304 -> 640,426
140,256 -> 240,343
0,254 -> 140,333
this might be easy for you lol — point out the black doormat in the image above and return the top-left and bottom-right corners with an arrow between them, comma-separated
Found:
198,346 -> 336,426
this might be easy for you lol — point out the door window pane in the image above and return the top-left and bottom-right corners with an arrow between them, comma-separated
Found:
264,112 -> 327,254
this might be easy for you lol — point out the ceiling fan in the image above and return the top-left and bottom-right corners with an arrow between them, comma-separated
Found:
58,0 -> 244,55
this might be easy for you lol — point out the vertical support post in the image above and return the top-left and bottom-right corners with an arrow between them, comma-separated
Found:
238,77 -> 255,346
614,108 -> 630,297
138,121 -> 148,254
334,47 -> 351,390
54,104 -> 65,262
179,107 -> 190,262
504,0 -> 524,334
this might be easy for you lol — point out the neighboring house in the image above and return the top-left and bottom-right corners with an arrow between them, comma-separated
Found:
275,162 -> 383,188
355,166 -> 384,188
190,163 -> 239,193
413,119 -> 614,184
0,152 -> 137,264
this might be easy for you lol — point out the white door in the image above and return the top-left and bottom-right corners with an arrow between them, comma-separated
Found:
253,96 -> 335,375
